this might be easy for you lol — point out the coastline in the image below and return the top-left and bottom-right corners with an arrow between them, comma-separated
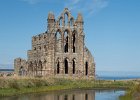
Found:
0,77 -> 135,97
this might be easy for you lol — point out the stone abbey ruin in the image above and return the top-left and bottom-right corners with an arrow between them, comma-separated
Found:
14,8 -> 95,79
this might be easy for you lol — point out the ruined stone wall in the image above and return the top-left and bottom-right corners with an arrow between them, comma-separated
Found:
14,8 -> 95,79
84,47 -> 95,78
14,58 -> 27,76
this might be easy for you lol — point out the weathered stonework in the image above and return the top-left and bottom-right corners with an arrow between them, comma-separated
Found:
14,8 -> 95,79
14,58 -> 27,76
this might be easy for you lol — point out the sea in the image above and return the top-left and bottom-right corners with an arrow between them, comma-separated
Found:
97,76 -> 140,80
0,69 -> 140,80
96,71 -> 140,80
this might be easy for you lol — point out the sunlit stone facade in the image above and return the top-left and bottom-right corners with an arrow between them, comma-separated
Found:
14,8 -> 95,79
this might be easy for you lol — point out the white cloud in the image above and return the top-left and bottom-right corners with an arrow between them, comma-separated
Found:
20,0 -> 109,16
65,0 -> 109,17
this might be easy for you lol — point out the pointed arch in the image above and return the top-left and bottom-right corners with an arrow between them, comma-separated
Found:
64,58 -> 68,74
85,62 -> 88,75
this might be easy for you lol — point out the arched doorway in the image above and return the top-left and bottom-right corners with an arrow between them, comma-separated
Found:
64,58 -> 68,74
85,62 -> 88,75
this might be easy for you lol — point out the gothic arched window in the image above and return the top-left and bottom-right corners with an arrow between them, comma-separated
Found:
72,59 -> 76,74
64,31 -> 68,53
59,17 -> 63,27
64,58 -> 68,74
64,13 -> 68,26
72,32 -> 76,53
85,62 -> 88,75
57,60 -> 60,74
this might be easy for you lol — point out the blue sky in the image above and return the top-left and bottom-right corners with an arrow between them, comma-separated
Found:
0,0 -> 140,72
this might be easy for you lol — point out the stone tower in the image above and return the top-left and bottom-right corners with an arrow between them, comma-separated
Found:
14,8 -> 95,79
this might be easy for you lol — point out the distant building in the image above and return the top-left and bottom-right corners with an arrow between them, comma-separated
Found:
14,8 -> 95,79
